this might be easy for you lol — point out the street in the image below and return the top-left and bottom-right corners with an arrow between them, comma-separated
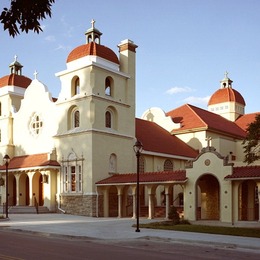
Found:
0,229 -> 259,260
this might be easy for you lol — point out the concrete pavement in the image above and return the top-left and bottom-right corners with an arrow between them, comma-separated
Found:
0,213 -> 260,252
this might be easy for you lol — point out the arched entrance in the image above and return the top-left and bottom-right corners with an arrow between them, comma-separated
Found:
196,174 -> 220,220
19,173 -> 30,205
8,174 -> 16,206
238,180 -> 258,221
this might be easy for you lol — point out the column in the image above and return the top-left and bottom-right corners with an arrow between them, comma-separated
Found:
117,186 -> 124,218
147,185 -> 155,219
14,174 -> 20,206
165,185 -> 170,220
27,172 -> 34,206
103,188 -> 109,217
257,182 -> 260,222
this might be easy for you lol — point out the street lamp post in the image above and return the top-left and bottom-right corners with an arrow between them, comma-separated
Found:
133,140 -> 143,232
3,154 -> 10,219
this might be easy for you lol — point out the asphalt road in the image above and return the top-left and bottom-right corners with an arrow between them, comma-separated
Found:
0,229 -> 260,260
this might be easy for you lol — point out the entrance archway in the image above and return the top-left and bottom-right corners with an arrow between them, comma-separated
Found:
196,174 -> 220,220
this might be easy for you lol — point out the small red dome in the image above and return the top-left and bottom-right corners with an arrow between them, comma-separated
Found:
67,42 -> 119,64
208,87 -> 246,106
0,74 -> 32,89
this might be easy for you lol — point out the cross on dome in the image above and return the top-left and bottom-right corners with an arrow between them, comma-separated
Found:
14,55 -> 18,61
91,19 -> 95,29
34,70 -> 38,80
224,71 -> 229,79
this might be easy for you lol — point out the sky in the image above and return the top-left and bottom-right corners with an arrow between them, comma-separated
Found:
1,0 -> 260,118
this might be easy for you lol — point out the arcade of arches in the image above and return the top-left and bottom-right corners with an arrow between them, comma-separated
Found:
0,168 -> 57,211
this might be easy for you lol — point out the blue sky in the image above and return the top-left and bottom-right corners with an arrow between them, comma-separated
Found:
1,0 -> 260,117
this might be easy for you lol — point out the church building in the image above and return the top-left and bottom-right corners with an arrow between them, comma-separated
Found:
0,21 -> 259,224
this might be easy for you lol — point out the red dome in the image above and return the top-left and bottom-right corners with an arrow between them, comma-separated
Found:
67,42 -> 119,64
0,74 -> 32,89
208,87 -> 246,106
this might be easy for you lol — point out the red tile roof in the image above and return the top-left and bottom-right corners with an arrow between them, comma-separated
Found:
0,74 -> 32,88
0,153 -> 60,171
235,113 -> 260,131
166,104 -> 246,139
225,166 -> 260,180
67,42 -> 119,64
208,87 -> 246,106
96,170 -> 187,185
136,118 -> 198,158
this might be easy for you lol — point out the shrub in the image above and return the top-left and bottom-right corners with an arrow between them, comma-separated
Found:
168,206 -> 180,224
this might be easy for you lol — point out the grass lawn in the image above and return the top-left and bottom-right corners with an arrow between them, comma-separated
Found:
139,221 -> 260,239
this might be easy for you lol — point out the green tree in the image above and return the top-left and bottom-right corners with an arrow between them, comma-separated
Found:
243,114 -> 260,164
0,0 -> 55,37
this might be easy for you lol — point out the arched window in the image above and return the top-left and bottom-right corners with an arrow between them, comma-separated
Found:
0,102 -> 2,116
74,77 -> 80,95
71,76 -> 80,96
105,77 -> 112,96
74,110 -> 80,128
105,111 -> 111,128
164,159 -> 173,171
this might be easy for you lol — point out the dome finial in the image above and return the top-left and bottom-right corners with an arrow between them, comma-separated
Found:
34,70 -> 38,80
85,19 -> 102,44
224,71 -> 229,79
91,19 -> 95,29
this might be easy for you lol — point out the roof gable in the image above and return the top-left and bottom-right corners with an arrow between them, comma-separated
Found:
167,104 -> 246,138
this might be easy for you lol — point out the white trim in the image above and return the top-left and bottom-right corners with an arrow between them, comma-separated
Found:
142,150 -> 195,160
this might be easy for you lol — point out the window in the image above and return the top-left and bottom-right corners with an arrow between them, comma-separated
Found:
164,159 -> 173,171
178,192 -> 184,206
105,77 -> 113,96
71,76 -> 80,96
29,113 -> 43,137
139,156 -> 145,173
105,111 -> 111,128
0,102 -> 1,116
62,152 -> 83,194
74,110 -> 80,128
74,77 -> 80,95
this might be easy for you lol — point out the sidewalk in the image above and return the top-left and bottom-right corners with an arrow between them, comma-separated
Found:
0,214 -> 260,252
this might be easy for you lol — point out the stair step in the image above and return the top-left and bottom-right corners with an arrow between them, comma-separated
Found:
8,206 -> 50,214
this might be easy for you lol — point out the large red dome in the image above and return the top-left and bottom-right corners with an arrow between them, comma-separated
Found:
0,74 -> 32,89
208,87 -> 246,106
66,42 -> 119,64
